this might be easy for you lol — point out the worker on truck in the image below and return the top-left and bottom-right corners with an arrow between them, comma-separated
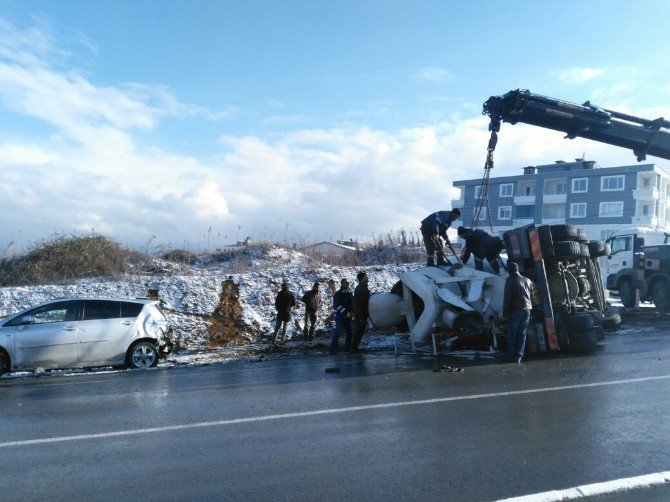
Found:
420,208 -> 461,267
457,226 -> 505,274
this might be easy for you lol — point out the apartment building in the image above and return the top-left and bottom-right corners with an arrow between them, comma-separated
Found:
451,159 -> 670,241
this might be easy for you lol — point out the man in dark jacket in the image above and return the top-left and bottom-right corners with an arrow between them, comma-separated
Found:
503,262 -> 533,363
330,278 -> 353,354
351,271 -> 371,353
457,226 -> 505,274
301,282 -> 321,341
272,282 -> 297,343
420,208 -> 461,266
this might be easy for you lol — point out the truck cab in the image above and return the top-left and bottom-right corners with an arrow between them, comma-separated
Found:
605,227 -> 670,308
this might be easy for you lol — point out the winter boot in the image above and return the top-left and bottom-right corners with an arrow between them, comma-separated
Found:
426,256 -> 436,267
436,251 -> 448,266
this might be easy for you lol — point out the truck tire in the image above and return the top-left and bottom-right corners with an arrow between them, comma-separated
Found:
554,241 -> 581,258
577,229 -> 587,243
565,312 -> 596,331
566,329 -> 598,352
618,278 -> 636,308
587,240 -> 607,257
651,278 -> 670,312
603,312 -> 621,330
550,224 -> 579,242
579,243 -> 590,256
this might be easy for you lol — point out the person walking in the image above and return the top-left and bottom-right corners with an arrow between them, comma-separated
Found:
301,282 -> 321,341
330,278 -> 353,354
272,281 -> 297,343
457,226 -> 505,274
420,208 -> 461,266
503,262 -> 533,363
351,271 -> 371,353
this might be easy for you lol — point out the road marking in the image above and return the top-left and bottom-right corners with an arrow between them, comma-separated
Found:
498,470 -> 670,501
1,373 -> 670,448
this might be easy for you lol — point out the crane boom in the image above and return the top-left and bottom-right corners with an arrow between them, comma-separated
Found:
482,89 -> 670,161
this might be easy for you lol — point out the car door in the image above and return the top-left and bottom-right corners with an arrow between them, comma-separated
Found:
12,300 -> 82,369
78,300 -> 134,365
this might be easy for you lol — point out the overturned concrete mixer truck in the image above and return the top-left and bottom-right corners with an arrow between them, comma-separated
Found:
369,223 -> 621,355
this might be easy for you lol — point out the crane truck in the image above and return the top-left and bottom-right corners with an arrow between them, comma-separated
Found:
369,89 -> 670,354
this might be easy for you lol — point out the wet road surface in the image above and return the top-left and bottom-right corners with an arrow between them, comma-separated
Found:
1,317 -> 670,501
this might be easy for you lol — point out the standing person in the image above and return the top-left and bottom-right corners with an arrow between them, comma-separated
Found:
330,278 -> 353,354
503,262 -> 533,363
457,226 -> 505,274
272,281 -> 297,343
420,208 -> 462,266
301,282 -> 322,341
351,271 -> 371,354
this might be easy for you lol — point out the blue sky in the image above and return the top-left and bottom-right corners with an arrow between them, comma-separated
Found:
1,0 -> 670,250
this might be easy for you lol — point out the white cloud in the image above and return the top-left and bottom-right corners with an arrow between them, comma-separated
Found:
555,67 -> 606,84
413,66 -> 452,83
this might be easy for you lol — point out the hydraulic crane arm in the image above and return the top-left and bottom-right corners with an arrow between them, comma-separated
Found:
482,89 -> 670,161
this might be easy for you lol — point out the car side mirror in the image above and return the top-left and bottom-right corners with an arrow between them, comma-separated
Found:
20,315 -> 33,325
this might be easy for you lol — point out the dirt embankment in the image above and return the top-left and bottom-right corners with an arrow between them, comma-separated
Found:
206,278 -> 255,347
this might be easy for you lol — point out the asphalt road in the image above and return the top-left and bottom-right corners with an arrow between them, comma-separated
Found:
1,318 -> 670,501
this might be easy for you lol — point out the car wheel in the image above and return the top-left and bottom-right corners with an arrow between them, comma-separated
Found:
0,349 -> 10,375
651,279 -> 670,312
126,341 -> 159,369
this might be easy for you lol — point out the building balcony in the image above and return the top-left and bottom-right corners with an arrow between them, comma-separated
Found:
541,217 -> 566,225
632,187 -> 660,199
632,215 -> 659,226
513,218 -> 535,227
514,195 -> 535,205
542,193 -> 567,204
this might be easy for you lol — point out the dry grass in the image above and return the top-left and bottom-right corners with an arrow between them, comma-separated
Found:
0,234 -> 150,286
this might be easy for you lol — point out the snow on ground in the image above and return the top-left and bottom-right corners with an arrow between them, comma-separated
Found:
0,247 -> 418,378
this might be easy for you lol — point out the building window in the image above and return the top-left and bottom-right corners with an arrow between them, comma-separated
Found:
474,186 -> 484,199
543,204 -> 565,219
544,179 -> 567,195
599,201 -> 624,217
572,178 -> 588,193
499,184 -> 513,197
498,206 -> 512,220
570,203 -> 587,218
516,205 -> 535,219
601,175 -> 625,191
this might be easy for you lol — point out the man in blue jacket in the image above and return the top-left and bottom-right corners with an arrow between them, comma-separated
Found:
457,226 -> 505,274
420,208 -> 461,266
330,278 -> 353,354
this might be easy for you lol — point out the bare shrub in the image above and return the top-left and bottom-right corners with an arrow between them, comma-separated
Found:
0,234 -> 149,286
162,248 -> 197,265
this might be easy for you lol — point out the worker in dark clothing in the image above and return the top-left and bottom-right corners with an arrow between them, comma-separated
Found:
420,208 -> 462,266
301,282 -> 321,341
457,226 -> 505,274
330,278 -> 353,354
503,262 -> 533,363
272,282 -> 297,343
351,271 -> 371,354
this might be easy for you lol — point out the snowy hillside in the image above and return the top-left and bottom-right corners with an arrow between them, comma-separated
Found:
0,246 -> 420,373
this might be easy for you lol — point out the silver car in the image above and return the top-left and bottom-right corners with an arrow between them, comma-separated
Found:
0,297 -> 173,375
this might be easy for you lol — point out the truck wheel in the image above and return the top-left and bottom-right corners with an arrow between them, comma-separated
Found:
554,241 -> 581,258
565,313 -> 596,331
577,229 -> 587,243
550,224 -> 579,242
587,240 -> 606,257
603,312 -> 621,330
579,243 -> 590,256
651,279 -> 670,312
566,329 -> 598,352
618,279 -> 636,308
